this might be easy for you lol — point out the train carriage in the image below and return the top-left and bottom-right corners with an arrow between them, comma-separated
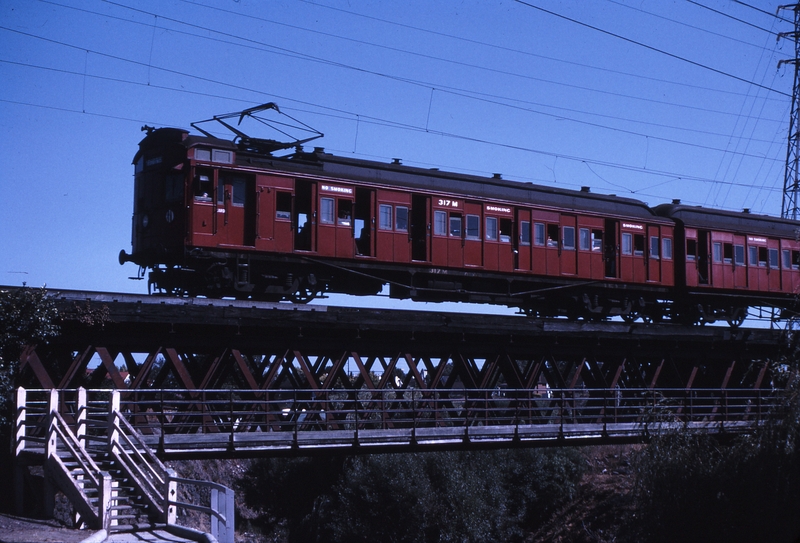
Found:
120,110 -> 800,327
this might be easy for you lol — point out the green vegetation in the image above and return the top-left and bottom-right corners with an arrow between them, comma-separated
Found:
240,448 -> 585,543
632,360 -> 800,543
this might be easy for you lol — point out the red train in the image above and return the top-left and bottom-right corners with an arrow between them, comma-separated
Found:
119,107 -> 800,327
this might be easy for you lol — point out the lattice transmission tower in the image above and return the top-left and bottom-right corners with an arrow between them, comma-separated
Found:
779,4 -> 800,220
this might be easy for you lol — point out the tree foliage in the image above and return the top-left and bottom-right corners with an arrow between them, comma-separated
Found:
633,357 -> 800,543
242,448 -> 585,543
0,287 -> 59,429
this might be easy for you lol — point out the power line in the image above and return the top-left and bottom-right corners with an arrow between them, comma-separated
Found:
513,0 -> 791,98
685,0 -> 779,36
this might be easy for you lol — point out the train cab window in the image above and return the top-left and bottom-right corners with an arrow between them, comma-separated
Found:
485,217 -> 497,241
733,245 -> 744,266
562,226 -> 575,250
579,228 -> 590,251
434,211 -> 447,236
769,248 -> 779,269
712,242 -> 722,263
634,235 -> 645,256
546,224 -> 559,247
534,223 -> 545,246
622,233 -> 633,255
520,221 -> 531,245
749,246 -> 758,266
499,219 -> 512,243
650,236 -> 659,259
723,243 -> 733,264
396,206 -> 409,232
686,239 -> 697,261
166,173 -> 182,203
466,215 -> 481,240
338,200 -> 352,226
662,237 -> 673,259
320,197 -> 335,224
379,204 -> 392,230
449,214 -> 462,237
217,174 -> 246,206
194,169 -> 213,201
276,192 -> 292,220
592,230 -> 603,251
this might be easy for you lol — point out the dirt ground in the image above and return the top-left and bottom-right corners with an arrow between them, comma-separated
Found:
0,513 -> 95,543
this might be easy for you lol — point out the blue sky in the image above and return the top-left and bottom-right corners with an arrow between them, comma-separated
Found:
0,0 -> 794,310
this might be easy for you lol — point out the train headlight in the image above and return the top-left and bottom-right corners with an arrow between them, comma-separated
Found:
165,209 -> 175,223
141,214 -> 149,228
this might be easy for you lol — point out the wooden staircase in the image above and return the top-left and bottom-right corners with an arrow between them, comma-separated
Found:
14,388 -> 234,542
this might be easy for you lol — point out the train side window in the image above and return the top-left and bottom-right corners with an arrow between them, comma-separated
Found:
633,234 -> 644,256
276,192 -> 292,220
622,233 -> 633,255
231,176 -> 246,206
686,239 -> 696,261
320,197 -> 335,224
749,246 -> 758,266
485,217 -> 498,241
500,219 -> 512,242
712,242 -> 722,263
723,243 -> 733,264
650,236 -> 660,259
520,221 -> 531,245
194,169 -> 213,201
759,247 -> 768,267
534,223 -> 545,246
449,214 -> 462,237
434,210 -> 447,236
338,199 -> 352,226
579,228 -> 590,251
592,230 -> 603,251
562,226 -> 575,250
662,237 -> 673,259
794,250 -> 800,270
379,204 -> 392,230
769,248 -> 779,268
783,250 -> 792,270
396,206 -> 409,232
734,245 -> 744,266
466,215 -> 481,240
547,224 -> 559,247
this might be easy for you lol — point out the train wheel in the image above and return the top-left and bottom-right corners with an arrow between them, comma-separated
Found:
726,308 -> 746,328
291,287 -> 317,304
622,311 -> 639,324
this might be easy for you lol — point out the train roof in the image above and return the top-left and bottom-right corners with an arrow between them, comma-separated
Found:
654,203 -> 800,239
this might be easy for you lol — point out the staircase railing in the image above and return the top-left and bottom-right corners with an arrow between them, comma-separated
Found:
107,390 -> 176,525
35,389 -> 113,530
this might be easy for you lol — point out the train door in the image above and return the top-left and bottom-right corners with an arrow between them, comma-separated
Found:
604,219 -> 619,279
533,210 -> 560,276
733,236 -> 746,289
293,179 -> 315,252
354,188 -> 374,257
747,236 -> 768,291
190,167 -> 215,247
431,198 -> 463,267
464,202 -> 483,268
697,230 -> 710,285
255,175 -> 295,253
768,238 -> 781,291
317,183 -> 354,258
483,204 -> 514,271
515,209 -> 531,272
576,219 -> 604,279
647,226 -> 661,283
560,215 -> 577,276
781,241 -> 800,294
217,171 -> 255,246
411,194 -> 429,262
619,222 -> 646,283
685,229 -> 698,287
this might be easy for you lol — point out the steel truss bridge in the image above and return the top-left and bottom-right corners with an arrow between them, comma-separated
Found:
15,288 -> 793,458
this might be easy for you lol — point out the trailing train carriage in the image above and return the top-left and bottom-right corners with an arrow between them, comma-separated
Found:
119,123 -> 800,326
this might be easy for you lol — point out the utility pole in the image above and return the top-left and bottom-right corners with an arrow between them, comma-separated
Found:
778,4 -> 800,220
